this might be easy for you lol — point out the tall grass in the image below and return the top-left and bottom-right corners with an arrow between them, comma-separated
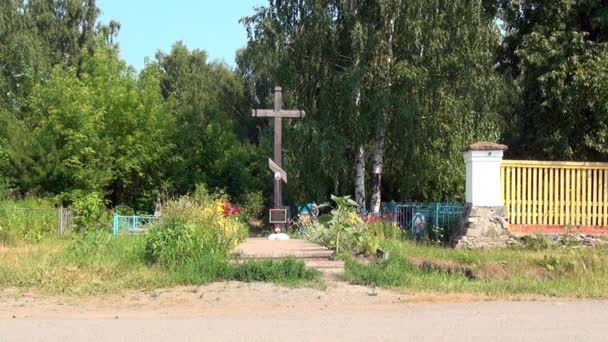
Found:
0,198 -> 58,245
342,239 -> 608,298
0,234 -> 322,296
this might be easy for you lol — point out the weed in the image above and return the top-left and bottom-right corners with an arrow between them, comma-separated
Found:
343,239 -> 608,298
229,257 -> 322,286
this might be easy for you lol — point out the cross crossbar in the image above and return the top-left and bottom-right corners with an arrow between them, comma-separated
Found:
252,86 -> 305,234
251,109 -> 306,118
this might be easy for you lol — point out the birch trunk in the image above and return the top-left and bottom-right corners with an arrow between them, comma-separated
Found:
369,7 -> 396,215
354,145 -> 366,212
369,129 -> 385,214
350,1 -> 366,212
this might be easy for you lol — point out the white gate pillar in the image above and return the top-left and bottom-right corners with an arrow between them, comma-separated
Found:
464,142 -> 508,207
453,142 -> 511,249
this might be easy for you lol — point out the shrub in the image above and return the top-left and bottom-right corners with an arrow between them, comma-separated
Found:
242,191 -> 265,220
69,191 -> 108,232
143,195 -> 248,268
0,178 -> 12,200
305,195 -> 380,256
367,220 -> 404,241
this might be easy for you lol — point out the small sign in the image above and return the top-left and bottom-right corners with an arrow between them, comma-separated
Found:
269,209 -> 288,224
268,158 -> 287,183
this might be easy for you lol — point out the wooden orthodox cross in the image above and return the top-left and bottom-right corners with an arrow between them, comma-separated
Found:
252,86 -> 305,233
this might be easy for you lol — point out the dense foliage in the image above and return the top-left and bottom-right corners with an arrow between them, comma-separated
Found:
1,0 -> 607,213
144,189 -> 248,267
304,195 -> 402,255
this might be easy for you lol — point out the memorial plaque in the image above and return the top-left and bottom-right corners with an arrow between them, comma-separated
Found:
269,209 -> 288,224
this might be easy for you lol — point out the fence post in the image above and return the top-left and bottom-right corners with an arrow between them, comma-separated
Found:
113,215 -> 119,236
434,203 -> 440,228
58,206 -> 63,235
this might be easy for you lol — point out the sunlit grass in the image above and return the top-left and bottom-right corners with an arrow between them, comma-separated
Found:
0,236 -> 323,296
342,240 -> 608,298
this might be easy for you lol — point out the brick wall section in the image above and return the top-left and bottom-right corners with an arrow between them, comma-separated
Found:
510,225 -> 608,236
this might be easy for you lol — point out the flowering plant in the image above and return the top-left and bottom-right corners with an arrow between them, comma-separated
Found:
144,190 -> 248,267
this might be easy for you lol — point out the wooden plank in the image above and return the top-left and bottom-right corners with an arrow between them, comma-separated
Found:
502,160 -> 608,169
501,167 -> 506,206
599,169 -> 603,226
559,168 -> 565,225
604,170 -> 608,227
538,169 -> 545,224
582,170 -> 587,226
587,170 -> 592,226
565,169 -> 570,225
522,168 -> 530,224
548,168 -> 554,225
593,169 -> 598,226
516,167 -> 522,225
543,168 -> 548,224
576,169 -> 582,225
512,167 -> 517,225
268,158 -> 288,184
252,109 -> 306,118
532,167 -> 537,224
505,167 -> 511,219
572,169 -> 577,226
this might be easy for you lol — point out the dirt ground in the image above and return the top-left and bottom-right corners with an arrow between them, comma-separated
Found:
0,281 -> 480,319
1,281 -> 607,341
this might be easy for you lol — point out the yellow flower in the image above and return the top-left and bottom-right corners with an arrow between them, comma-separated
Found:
215,202 -> 225,214
348,212 -> 359,225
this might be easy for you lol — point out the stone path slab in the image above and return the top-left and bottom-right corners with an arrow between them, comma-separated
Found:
235,238 -> 343,275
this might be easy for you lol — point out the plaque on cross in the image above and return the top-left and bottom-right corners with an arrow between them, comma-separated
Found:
252,86 -> 305,233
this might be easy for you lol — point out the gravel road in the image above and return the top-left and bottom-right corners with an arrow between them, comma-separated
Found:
1,282 -> 606,341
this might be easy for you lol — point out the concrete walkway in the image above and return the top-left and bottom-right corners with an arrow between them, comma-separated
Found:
235,238 -> 344,275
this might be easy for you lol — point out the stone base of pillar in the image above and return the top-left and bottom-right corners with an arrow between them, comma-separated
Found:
451,205 -> 513,249
268,233 -> 290,241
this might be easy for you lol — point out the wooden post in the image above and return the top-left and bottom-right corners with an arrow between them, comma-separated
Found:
252,86 -> 305,234
273,88 -> 283,225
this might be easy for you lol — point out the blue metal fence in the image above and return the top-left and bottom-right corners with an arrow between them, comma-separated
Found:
383,202 -> 465,240
112,215 -> 159,236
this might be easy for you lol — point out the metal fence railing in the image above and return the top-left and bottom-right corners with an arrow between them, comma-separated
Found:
112,215 -> 159,236
383,202 -> 465,240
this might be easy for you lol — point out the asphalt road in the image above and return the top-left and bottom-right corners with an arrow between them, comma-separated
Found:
2,300 -> 607,342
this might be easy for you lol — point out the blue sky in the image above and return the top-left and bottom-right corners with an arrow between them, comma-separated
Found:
97,0 -> 267,70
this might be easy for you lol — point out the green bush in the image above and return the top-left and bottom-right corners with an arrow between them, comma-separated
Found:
143,195 -> 248,268
305,195 -> 379,256
69,191 -> 108,232
367,220 -> 404,241
242,191 -> 265,220
0,178 -> 12,200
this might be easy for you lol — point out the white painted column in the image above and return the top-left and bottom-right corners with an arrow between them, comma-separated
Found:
464,142 -> 508,207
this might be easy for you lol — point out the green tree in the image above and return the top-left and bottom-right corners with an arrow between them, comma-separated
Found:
239,0 -> 503,206
499,0 -> 608,161
156,42 -> 267,201
2,42 -> 175,209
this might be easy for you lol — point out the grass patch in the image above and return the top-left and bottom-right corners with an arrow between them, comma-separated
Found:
229,258 -> 322,287
342,239 -> 608,298
0,236 -> 323,296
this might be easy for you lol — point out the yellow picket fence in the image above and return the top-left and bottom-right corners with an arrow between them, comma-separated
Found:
501,160 -> 608,228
